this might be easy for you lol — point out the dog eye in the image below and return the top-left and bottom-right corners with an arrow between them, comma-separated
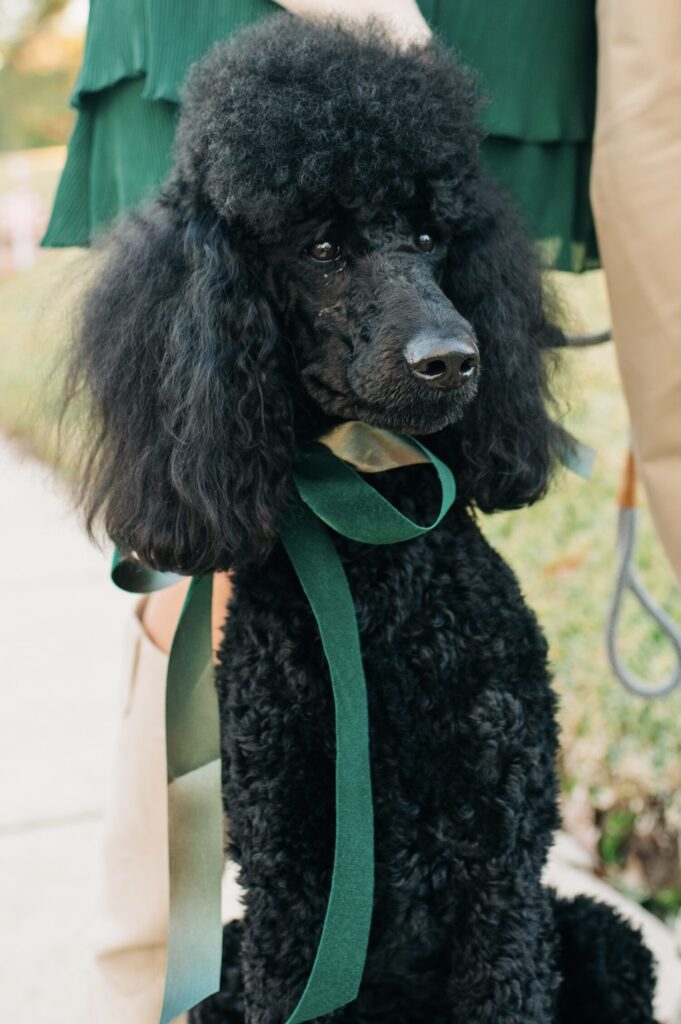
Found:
309,240 -> 342,263
417,232 -> 436,253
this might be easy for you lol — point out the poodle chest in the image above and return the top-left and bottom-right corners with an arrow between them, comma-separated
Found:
215,503 -> 558,909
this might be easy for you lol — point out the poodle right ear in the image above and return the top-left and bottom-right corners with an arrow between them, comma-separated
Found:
430,174 -> 565,512
66,197 -> 296,575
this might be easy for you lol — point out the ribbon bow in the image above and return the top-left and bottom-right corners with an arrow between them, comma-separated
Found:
112,424 -> 455,1022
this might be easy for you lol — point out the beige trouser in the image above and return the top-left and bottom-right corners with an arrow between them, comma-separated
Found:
591,0 -> 681,584
89,605 -> 181,1024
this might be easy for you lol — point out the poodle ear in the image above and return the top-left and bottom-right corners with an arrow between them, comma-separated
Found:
67,197 -> 295,574
433,174 -> 565,511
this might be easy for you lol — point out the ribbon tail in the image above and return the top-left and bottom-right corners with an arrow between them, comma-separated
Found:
161,575 -> 223,1023
110,555 -> 224,1021
280,507 -> 374,1023
161,757 -> 223,1023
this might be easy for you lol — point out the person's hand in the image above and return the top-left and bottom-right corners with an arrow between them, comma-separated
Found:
140,572 -> 233,660
274,0 -> 432,48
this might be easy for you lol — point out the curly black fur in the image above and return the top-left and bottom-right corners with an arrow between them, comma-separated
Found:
553,896 -> 656,1023
66,16 -> 655,1023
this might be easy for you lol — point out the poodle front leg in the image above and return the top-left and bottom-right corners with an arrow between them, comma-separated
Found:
552,893 -> 656,1024
223,745 -> 336,1022
190,853 -> 334,1024
239,861 -> 335,1024
446,880 -> 558,1024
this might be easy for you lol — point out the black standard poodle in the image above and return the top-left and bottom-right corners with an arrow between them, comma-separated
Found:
66,16 -> 657,1024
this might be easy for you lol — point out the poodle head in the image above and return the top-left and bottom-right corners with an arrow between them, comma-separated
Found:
172,16 -> 485,437
69,16 -> 565,574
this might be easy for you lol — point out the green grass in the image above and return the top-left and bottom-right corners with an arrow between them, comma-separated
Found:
1,150 -> 679,920
0,66 -> 75,151
482,337 -> 681,807
479,271 -> 681,916
0,243 -> 86,463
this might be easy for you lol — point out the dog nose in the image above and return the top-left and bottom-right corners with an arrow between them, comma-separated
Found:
404,332 -> 480,389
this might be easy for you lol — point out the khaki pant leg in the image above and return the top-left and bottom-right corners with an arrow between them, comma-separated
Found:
89,606 -> 181,1023
591,0 -> 681,585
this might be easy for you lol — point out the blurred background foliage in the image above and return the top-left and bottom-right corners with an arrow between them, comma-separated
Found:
0,0 -> 679,928
0,0 -> 80,150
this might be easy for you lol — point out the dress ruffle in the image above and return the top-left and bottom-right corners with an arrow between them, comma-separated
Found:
44,0 -> 599,270
71,0 -> 275,105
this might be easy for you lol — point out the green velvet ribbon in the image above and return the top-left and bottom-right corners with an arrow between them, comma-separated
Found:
278,437 -> 454,1023
111,427 -> 454,1023
111,559 -> 223,1022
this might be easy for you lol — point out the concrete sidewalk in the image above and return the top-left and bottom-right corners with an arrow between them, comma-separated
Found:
0,436 -> 134,1021
1,435 -> 679,1022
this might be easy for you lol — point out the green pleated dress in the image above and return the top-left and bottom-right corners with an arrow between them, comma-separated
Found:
43,0 -> 598,272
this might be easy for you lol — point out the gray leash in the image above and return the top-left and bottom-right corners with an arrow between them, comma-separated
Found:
564,330 -> 681,698
605,448 -> 681,698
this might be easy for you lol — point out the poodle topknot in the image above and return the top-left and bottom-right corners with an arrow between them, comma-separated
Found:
67,18 -> 656,1024
172,17 -> 483,234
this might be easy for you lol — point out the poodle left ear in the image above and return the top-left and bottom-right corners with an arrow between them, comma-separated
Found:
432,174 -> 566,512
68,195 -> 296,575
